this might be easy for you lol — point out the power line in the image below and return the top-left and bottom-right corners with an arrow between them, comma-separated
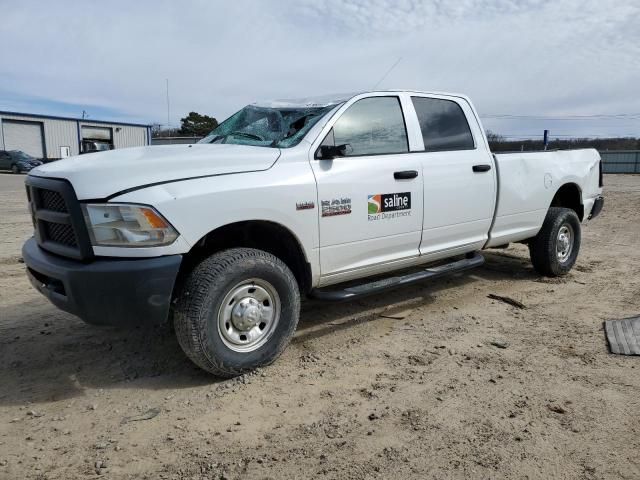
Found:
496,134 -> 639,138
482,113 -> 640,120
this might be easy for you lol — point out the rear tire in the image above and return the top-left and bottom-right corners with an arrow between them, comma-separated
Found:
11,164 -> 20,174
173,248 -> 300,377
529,207 -> 581,276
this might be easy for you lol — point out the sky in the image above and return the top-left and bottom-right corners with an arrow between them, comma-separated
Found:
1,0 -> 639,139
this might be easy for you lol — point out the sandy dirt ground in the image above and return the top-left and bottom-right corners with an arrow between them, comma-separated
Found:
0,173 -> 639,480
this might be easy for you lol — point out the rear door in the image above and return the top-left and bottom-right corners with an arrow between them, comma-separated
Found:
310,95 -> 424,283
407,95 -> 496,258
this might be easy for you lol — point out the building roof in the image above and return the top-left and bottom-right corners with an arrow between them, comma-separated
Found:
0,110 -> 150,128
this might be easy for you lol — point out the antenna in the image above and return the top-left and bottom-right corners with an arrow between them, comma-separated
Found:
166,79 -> 171,128
372,57 -> 402,90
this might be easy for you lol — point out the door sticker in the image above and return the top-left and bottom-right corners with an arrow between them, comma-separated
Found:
321,198 -> 352,217
368,192 -> 411,221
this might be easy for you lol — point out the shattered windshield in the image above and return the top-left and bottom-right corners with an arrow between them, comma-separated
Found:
198,104 -> 336,148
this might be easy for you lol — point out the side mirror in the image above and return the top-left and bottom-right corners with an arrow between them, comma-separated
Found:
316,144 -> 350,160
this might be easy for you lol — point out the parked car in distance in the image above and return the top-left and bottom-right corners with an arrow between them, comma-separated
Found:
0,150 -> 43,173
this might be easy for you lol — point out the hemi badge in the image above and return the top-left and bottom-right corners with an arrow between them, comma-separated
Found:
296,201 -> 315,210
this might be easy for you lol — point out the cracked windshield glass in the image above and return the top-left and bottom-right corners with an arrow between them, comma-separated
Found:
198,104 -> 336,148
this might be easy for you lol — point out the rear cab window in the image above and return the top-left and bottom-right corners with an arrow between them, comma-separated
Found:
411,97 -> 475,152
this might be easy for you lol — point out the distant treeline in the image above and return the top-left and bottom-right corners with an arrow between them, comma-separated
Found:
487,133 -> 640,152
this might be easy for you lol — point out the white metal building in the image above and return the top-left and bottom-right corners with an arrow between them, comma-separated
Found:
0,111 -> 151,160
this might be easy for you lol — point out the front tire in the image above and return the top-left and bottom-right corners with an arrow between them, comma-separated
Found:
11,164 -> 20,174
173,248 -> 300,377
529,207 -> 581,276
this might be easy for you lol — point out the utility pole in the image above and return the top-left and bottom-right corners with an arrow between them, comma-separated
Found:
543,129 -> 549,150
166,79 -> 171,128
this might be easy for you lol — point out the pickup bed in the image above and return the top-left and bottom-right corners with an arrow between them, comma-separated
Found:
23,90 -> 604,376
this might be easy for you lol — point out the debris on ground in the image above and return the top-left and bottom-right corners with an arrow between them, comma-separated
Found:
120,408 -> 161,425
604,317 -> 640,355
547,404 -> 567,414
488,294 -> 526,309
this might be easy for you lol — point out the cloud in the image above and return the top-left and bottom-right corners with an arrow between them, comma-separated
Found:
292,0 -> 553,33
1,0 -> 638,137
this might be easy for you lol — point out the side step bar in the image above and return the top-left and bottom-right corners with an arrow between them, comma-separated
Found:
309,253 -> 485,301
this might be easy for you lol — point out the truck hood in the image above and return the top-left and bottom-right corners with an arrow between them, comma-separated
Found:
29,144 -> 281,199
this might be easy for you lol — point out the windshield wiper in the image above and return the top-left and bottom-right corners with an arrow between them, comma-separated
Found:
226,131 -> 264,141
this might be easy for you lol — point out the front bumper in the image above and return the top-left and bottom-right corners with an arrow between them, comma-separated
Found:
22,237 -> 182,326
589,195 -> 604,220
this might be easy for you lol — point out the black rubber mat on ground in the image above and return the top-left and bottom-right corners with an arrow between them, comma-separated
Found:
605,317 -> 640,355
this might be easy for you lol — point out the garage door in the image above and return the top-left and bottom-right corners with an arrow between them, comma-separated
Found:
2,120 -> 45,158
81,126 -> 112,140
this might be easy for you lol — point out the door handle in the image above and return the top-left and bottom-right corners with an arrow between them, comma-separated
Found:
394,170 -> 419,180
472,164 -> 492,173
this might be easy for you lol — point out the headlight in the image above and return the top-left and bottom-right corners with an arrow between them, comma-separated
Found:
81,203 -> 179,247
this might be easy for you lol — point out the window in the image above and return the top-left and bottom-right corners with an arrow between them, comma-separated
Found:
411,97 -> 474,151
325,96 -> 409,156
199,104 -> 335,148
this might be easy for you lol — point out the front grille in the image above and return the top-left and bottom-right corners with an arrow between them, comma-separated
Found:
44,222 -> 78,247
40,190 -> 67,212
25,177 -> 92,260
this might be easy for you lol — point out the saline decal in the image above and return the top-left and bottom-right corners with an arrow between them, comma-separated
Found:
368,192 -> 411,221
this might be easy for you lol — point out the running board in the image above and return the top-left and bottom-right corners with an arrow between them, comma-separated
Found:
309,253 -> 485,301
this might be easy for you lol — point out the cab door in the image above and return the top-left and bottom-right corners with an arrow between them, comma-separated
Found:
407,95 -> 496,258
310,95 -> 424,284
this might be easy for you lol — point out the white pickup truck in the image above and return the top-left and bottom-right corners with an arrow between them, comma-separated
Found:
23,90 -> 604,376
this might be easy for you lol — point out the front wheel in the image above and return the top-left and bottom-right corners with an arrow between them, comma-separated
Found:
529,207 -> 581,276
173,248 -> 300,377
11,164 -> 20,174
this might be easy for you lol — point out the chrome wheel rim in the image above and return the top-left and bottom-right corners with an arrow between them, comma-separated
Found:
556,224 -> 573,263
217,278 -> 280,353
